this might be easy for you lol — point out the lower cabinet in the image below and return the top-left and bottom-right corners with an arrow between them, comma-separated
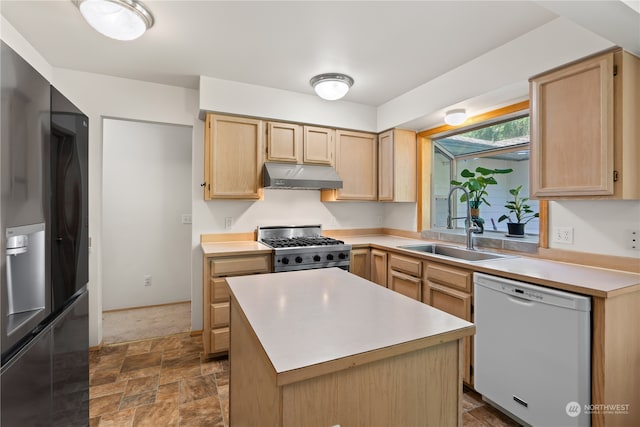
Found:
388,254 -> 423,300
203,253 -> 271,357
424,263 -> 474,385
370,249 -> 388,287
350,248 -> 371,280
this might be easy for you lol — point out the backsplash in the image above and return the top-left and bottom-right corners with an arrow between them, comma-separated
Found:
549,200 -> 640,258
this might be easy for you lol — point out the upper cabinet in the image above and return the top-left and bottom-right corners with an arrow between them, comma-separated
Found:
303,126 -> 335,165
204,114 -> 264,200
266,122 -> 336,166
266,121 -> 302,163
378,129 -> 417,202
530,48 -> 640,199
322,130 -> 377,201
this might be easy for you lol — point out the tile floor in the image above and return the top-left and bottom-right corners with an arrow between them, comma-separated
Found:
102,302 -> 191,344
89,332 -> 519,427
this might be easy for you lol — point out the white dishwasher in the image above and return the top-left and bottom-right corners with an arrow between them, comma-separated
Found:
474,273 -> 591,427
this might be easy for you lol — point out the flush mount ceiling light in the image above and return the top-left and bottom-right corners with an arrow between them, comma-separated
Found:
310,73 -> 354,101
74,0 -> 154,41
444,109 -> 468,126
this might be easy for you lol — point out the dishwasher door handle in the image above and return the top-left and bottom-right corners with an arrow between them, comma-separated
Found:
507,294 -> 534,305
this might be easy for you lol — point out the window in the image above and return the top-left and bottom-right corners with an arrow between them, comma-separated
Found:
431,114 -> 539,235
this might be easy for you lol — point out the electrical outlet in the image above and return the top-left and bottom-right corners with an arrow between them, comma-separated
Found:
377,216 -> 383,225
144,275 -> 152,286
181,214 -> 192,224
224,217 -> 233,230
628,229 -> 640,250
552,226 -> 573,244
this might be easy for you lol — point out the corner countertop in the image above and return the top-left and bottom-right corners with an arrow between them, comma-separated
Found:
226,268 -> 474,384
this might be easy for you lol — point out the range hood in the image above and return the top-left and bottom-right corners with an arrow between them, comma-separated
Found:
263,162 -> 343,189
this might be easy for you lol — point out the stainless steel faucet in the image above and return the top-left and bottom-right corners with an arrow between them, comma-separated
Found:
447,186 -> 480,250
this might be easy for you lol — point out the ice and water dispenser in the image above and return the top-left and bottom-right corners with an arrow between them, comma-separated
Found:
4,223 -> 47,338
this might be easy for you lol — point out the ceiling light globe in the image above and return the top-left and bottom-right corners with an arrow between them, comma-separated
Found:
77,0 -> 153,41
310,74 -> 354,101
444,109 -> 468,126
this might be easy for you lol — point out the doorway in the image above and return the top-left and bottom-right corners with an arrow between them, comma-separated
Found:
101,119 -> 192,343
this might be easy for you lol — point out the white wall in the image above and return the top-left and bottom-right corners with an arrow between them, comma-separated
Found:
199,76 -> 377,132
102,119 -> 192,310
50,68 -> 198,346
549,201 -> 640,258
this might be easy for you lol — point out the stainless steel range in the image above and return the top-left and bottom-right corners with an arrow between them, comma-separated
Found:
257,225 -> 352,272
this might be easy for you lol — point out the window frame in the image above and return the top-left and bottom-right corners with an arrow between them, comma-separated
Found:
416,101 -> 549,248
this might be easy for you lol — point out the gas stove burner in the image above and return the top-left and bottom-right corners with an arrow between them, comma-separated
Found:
262,236 -> 345,248
257,225 -> 352,272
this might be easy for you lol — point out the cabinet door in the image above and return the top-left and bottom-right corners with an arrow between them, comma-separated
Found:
266,121 -> 301,163
370,249 -> 388,287
427,283 -> 472,384
331,130 -> 378,200
530,52 -> 614,197
389,270 -> 421,300
205,114 -> 264,199
378,130 -> 394,201
303,126 -> 334,165
350,248 -> 370,280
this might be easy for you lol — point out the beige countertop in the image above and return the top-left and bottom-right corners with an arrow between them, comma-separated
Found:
201,241 -> 272,256
227,268 -> 474,379
201,235 -> 640,298
341,235 -> 640,298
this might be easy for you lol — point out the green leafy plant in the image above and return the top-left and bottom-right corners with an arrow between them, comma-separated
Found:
498,185 -> 539,224
450,167 -> 513,207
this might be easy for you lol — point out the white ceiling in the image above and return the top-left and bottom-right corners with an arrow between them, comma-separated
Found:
1,1 -> 638,109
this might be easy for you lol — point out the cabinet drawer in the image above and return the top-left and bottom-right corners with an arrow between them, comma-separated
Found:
210,327 -> 229,353
427,283 -> 471,321
211,302 -> 230,328
389,254 -> 422,277
389,270 -> 421,301
210,278 -> 230,302
426,264 -> 471,292
210,254 -> 270,276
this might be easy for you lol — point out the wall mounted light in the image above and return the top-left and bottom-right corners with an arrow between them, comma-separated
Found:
310,73 -> 354,101
444,109 -> 468,126
73,0 -> 154,41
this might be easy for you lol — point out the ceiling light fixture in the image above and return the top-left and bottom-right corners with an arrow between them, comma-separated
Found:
310,73 -> 354,101
444,109 -> 468,126
74,0 -> 154,41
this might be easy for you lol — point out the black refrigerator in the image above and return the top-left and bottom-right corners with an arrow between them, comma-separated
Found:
1,41 -> 89,426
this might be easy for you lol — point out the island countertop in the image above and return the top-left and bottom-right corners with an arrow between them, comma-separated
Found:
226,267 -> 474,385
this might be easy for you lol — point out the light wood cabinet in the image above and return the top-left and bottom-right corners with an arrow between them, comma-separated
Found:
378,129 -> 417,202
370,249 -> 388,287
424,263 -> 474,385
204,114 -> 264,200
530,48 -> 640,199
388,254 -> 422,300
203,253 -> 271,357
349,248 -> 370,280
266,121 -> 302,163
321,130 -> 377,201
303,126 -> 335,165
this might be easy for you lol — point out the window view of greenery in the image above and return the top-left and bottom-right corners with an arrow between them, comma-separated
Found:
431,115 -> 539,236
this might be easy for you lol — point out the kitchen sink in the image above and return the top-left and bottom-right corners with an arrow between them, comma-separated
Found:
398,244 -> 515,262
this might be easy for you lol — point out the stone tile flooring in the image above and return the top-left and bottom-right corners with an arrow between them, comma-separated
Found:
89,333 -> 228,426
90,332 -> 519,426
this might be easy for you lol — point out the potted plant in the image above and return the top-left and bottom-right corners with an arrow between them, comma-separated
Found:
498,185 -> 539,236
450,166 -> 513,233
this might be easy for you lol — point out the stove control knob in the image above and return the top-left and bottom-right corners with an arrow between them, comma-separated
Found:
313,255 -> 321,262
338,253 -> 347,260
326,254 -> 334,261
281,257 -> 289,265
295,256 -> 303,263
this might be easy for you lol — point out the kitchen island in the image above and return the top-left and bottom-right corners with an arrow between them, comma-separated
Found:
226,267 -> 475,427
